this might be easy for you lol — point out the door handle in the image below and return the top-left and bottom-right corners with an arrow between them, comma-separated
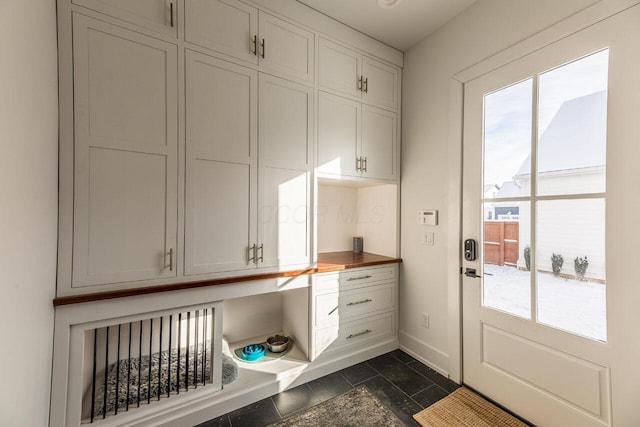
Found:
260,38 -> 265,59
464,268 -> 481,278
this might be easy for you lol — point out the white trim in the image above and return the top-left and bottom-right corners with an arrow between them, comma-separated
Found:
399,332 -> 450,378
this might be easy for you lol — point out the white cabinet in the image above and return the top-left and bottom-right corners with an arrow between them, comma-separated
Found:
312,265 -> 397,359
185,1 -> 314,82
185,51 -> 313,276
319,37 -> 399,111
184,51 -> 258,275
184,0 -> 258,64
72,0 -> 177,37
71,14 -> 178,287
318,91 -> 397,181
258,74 -> 313,269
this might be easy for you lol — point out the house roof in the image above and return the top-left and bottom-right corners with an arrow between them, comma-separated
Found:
496,180 -> 521,198
515,90 -> 607,176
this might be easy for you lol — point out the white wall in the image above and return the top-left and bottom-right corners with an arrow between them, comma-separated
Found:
0,2 -> 58,425
399,0 -> 600,376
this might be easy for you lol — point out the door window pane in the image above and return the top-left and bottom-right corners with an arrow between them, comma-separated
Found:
484,79 -> 532,198
536,50 -> 609,196
482,202 -> 531,319
536,199 -> 606,341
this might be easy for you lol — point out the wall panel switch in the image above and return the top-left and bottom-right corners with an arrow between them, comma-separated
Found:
423,231 -> 434,246
419,210 -> 438,225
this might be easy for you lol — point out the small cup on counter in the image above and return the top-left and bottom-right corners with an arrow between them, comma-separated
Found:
353,236 -> 363,254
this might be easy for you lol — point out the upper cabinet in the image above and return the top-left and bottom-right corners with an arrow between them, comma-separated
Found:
185,1 -> 314,83
71,14 -> 178,287
318,92 -> 397,182
72,0 -> 178,37
319,37 -> 399,111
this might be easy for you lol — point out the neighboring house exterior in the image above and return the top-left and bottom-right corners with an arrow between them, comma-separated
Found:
514,91 -> 606,280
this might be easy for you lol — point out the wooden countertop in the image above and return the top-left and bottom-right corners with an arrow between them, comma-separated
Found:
53,252 -> 402,306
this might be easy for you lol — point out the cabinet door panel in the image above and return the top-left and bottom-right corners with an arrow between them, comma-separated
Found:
187,160 -> 255,274
185,51 -> 257,275
185,0 -> 258,64
73,0 -> 176,37
362,105 -> 397,181
259,168 -> 311,269
318,92 -> 360,177
259,12 -> 314,82
362,56 -> 399,111
72,14 -> 177,287
259,74 -> 313,170
318,37 -> 361,98
186,52 -> 257,163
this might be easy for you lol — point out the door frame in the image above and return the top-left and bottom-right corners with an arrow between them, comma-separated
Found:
445,0 -> 640,384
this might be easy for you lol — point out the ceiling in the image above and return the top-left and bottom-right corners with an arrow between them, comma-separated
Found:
296,0 -> 477,52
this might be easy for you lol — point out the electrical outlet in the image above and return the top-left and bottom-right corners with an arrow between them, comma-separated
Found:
421,313 -> 430,328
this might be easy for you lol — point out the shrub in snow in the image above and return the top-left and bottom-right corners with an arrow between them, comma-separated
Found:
551,253 -> 564,276
524,245 -> 531,271
574,256 -> 589,280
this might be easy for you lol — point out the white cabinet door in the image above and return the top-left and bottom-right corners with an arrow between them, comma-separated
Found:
184,0 -> 258,64
258,12 -> 314,83
72,14 -> 178,287
317,91 -> 360,178
258,74 -> 313,269
362,56 -> 399,111
318,37 -> 361,98
361,105 -> 397,181
184,51 -> 258,275
73,0 -> 177,37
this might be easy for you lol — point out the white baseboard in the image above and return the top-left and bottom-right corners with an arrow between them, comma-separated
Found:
398,331 -> 453,380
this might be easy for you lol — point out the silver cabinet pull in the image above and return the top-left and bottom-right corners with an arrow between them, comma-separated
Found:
347,329 -> 372,339
358,75 -> 363,91
363,77 -> 368,93
169,2 -> 174,27
346,299 -> 372,306
362,157 -> 367,172
168,248 -> 174,271
257,244 -> 264,263
248,244 -> 256,263
261,38 -> 265,58
356,156 -> 361,172
347,275 -> 372,281
252,35 -> 257,55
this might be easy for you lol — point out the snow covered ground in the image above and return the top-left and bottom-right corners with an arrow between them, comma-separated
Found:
483,264 -> 606,341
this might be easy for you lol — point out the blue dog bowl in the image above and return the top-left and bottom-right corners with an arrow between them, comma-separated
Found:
241,343 -> 266,361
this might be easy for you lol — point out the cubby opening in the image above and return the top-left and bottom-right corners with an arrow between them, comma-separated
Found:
317,179 -> 398,258
220,288 -> 310,392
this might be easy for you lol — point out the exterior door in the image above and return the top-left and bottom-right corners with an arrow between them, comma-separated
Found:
462,6 -> 640,426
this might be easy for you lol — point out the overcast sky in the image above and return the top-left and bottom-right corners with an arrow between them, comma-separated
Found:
483,49 -> 609,189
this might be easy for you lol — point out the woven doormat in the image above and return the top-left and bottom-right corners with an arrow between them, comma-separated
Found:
413,388 -> 528,427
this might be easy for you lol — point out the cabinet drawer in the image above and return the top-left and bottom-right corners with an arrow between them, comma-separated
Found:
315,311 -> 394,358
315,283 -> 394,327
340,266 -> 395,287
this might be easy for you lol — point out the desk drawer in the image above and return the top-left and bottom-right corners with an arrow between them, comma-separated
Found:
314,311 -> 394,358
315,283 -> 394,327
340,266 -> 395,288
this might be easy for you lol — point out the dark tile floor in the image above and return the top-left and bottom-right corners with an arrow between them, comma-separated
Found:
196,349 -> 459,427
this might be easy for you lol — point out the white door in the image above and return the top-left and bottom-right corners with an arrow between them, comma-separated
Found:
184,50 -> 258,275
462,6 -> 640,426
72,14 -> 177,287
361,56 -> 399,111
258,74 -> 313,269
317,91 -> 361,178
318,37 -> 362,99
361,105 -> 397,181
73,0 -> 177,37
184,0 -> 258,64
258,12 -> 314,83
